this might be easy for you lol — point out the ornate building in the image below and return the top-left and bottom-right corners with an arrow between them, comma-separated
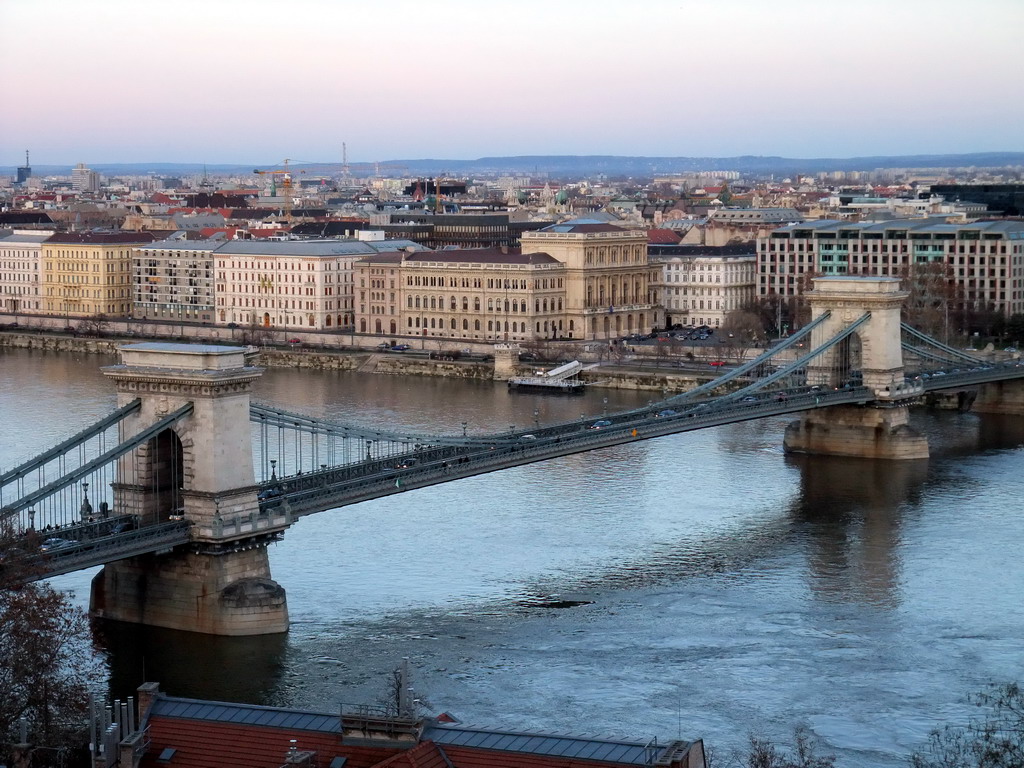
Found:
520,220 -> 658,339
354,248 -> 566,342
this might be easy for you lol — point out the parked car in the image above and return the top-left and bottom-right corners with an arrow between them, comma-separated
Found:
392,344 -> 411,351
709,360 -> 726,367
287,338 -> 302,345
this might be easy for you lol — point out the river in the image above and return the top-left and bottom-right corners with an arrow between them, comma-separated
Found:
2,346 -> 1022,766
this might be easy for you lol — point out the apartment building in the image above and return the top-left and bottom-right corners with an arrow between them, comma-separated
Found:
213,239 -> 427,330
42,231 -> 155,318
0,230 -> 51,314
133,239 -> 219,322
521,220 -> 658,339
354,247 -> 566,341
653,247 -> 757,328
757,219 -> 1024,317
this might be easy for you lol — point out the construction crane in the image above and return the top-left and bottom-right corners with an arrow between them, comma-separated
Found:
253,159 -> 306,222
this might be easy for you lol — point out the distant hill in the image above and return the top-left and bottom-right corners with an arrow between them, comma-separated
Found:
3,152 -> 1023,178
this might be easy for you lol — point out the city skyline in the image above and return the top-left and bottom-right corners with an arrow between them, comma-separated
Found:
1,0 -> 1022,165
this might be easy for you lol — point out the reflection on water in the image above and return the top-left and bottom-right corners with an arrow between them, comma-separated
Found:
786,455 -> 929,608
94,618 -> 288,705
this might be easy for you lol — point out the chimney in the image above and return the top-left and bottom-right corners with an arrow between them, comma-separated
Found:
136,682 -> 161,720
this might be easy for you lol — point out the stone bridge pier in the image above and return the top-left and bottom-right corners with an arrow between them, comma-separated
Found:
89,343 -> 290,636
783,277 -> 929,460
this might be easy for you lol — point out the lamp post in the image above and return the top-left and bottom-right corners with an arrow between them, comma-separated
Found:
269,459 -> 277,481
461,421 -> 468,437
366,440 -> 373,462
533,409 -> 540,429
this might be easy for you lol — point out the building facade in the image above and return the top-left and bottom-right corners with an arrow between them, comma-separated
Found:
42,232 -> 155,318
757,219 -> 1024,317
133,239 -> 219,323
0,231 -> 50,314
521,221 -> 657,340
654,249 -> 757,328
354,248 -> 567,342
213,240 -> 428,331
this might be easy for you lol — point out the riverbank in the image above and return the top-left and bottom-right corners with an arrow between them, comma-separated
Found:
0,330 -> 711,393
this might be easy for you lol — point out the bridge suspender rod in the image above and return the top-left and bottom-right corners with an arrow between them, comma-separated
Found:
718,313 -> 872,400
250,404 -> 482,447
664,311 -> 833,404
901,342 -> 963,367
0,403 -> 194,518
900,323 -> 980,364
0,398 -> 142,490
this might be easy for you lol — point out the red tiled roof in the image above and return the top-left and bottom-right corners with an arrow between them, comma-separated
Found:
645,228 -> 682,245
142,718 -> 402,768
199,226 -> 239,239
373,741 -> 450,768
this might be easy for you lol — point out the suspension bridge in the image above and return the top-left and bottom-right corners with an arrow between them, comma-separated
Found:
2,277 -> 1023,635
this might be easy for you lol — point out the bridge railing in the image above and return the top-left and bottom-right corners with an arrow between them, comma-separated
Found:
262,387 -> 874,517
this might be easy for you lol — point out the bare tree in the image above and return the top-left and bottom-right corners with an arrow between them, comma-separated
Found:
0,523 -> 102,766
75,313 -> 110,338
743,726 -> 835,768
910,682 -> 1024,768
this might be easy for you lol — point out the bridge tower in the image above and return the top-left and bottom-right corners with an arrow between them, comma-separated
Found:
90,343 -> 290,635
783,277 -> 929,460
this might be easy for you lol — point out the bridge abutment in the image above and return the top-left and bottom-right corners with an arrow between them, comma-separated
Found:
90,544 -> 288,636
972,379 -> 1024,415
783,404 -> 928,460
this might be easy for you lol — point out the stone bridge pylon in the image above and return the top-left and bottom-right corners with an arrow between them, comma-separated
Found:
90,343 -> 290,635
783,277 -> 929,460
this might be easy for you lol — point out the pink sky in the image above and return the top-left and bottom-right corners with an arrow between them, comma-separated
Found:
1,0 -> 1021,165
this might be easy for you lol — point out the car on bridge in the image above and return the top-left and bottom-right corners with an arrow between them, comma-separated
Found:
392,458 -> 418,468
40,537 -> 74,553
655,409 -> 678,418
589,419 -> 613,429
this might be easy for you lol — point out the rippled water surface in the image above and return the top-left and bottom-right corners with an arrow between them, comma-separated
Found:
3,347 -> 1023,767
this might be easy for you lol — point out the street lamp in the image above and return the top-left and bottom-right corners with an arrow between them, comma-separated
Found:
269,459 -> 277,481
366,440 -> 373,461
533,409 -> 540,429
461,421 -> 468,437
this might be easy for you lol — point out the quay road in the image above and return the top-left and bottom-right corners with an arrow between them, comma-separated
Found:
23,360 -> 1024,580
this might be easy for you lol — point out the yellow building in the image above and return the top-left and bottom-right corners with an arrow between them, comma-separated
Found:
43,232 -> 155,318
354,248 -> 566,342
520,221 -> 658,339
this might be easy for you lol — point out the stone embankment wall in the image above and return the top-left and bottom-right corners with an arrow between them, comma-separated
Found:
0,330 -> 712,392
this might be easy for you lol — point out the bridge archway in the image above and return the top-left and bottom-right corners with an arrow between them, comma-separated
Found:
149,428 -> 184,522
804,277 -> 908,397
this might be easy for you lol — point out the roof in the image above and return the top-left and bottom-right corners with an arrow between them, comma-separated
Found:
358,248 -> 560,266
138,692 -> 699,768
539,223 -> 629,234
423,723 -> 670,766
217,240 -> 390,257
151,696 -> 340,733
645,228 -> 682,245
45,231 -> 156,244
136,239 -> 225,253
0,232 -> 53,244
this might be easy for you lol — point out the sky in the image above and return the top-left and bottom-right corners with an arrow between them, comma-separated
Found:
1,0 -> 1022,165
